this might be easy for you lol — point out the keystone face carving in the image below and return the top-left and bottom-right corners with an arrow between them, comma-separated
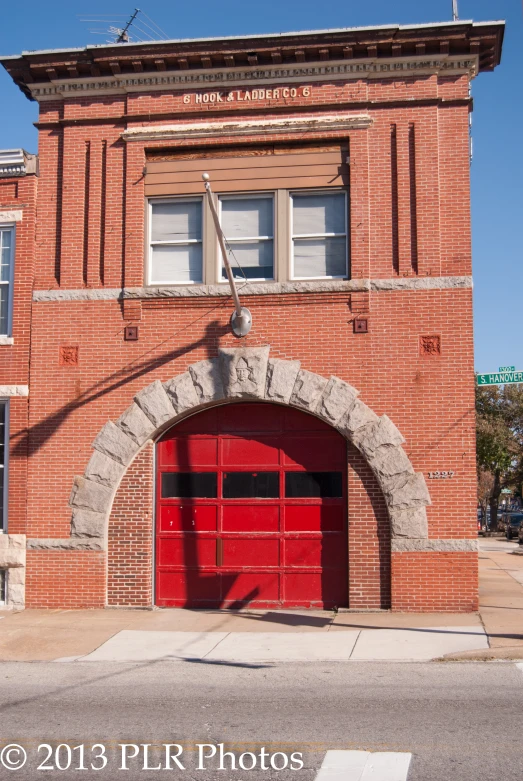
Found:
219,346 -> 270,399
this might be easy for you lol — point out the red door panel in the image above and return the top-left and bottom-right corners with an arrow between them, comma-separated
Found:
159,437 -> 218,467
159,505 -> 217,533
284,505 -> 344,532
223,505 -> 280,532
156,402 -> 347,609
157,537 -> 216,568
223,538 -> 280,567
221,436 -> 280,466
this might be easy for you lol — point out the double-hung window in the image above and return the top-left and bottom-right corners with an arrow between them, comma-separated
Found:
291,192 -> 348,279
0,226 -> 14,335
149,198 -> 203,284
219,194 -> 274,281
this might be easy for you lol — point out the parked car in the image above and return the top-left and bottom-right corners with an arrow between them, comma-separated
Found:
504,513 -> 523,540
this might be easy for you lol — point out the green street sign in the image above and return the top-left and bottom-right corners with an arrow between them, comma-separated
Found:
477,370 -> 523,386
501,488 -> 512,494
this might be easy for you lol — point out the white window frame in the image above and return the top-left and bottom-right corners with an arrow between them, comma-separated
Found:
0,399 -> 8,533
290,190 -> 348,281
217,192 -> 275,283
0,224 -> 15,337
147,196 -> 204,285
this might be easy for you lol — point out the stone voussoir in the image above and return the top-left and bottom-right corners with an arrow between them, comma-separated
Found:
93,420 -> 138,466
315,376 -> 359,426
69,475 -> 114,515
388,506 -> 429,539
336,398 -> 379,439
290,369 -> 329,411
189,358 -> 225,404
353,414 -> 405,457
386,472 -> 432,509
116,403 -> 156,447
135,380 -> 175,428
164,371 -> 200,415
367,444 -> 414,480
265,358 -> 301,404
27,538 -> 105,551
71,508 -> 107,538
218,346 -> 270,399
84,450 -> 126,488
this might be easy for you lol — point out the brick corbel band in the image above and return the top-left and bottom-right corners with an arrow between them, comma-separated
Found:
48,345 -> 432,551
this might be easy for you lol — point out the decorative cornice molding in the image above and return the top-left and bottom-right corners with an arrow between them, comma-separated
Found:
0,385 -> 29,397
32,276 -> 473,303
392,539 -> 478,552
28,55 -> 478,101
122,112 -> 371,142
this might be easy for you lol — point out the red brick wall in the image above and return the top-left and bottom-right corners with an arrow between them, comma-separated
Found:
391,552 -> 478,612
108,444 -> 154,607
25,550 -> 106,608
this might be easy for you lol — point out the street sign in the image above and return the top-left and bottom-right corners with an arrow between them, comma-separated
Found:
501,488 -> 511,494
477,370 -> 523,386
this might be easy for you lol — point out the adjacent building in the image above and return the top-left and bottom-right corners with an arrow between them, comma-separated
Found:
0,19 -> 504,610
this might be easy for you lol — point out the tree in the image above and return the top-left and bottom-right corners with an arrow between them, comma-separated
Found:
475,385 -> 523,528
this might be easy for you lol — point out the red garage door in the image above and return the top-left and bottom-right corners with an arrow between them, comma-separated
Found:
156,403 -> 347,608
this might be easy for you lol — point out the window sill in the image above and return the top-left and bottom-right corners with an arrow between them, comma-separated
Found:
0,337 -> 14,346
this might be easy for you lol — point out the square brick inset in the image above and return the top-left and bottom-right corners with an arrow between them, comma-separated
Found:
419,335 -> 441,357
59,345 -> 79,366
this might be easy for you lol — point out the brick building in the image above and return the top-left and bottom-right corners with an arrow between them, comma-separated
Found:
0,19 -> 503,611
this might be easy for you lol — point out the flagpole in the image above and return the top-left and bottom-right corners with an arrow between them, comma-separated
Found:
202,173 -> 252,337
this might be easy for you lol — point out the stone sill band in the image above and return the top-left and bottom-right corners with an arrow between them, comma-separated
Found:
33,276 -> 473,303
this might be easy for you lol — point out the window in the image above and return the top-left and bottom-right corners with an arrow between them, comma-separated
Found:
0,226 -> 14,335
0,402 -> 6,531
161,472 -> 217,498
0,570 -> 5,605
219,194 -> 274,281
146,189 -> 348,286
291,192 -> 347,279
149,198 -> 203,284
223,471 -> 279,498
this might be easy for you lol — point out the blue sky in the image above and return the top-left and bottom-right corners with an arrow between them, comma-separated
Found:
0,0 -> 520,373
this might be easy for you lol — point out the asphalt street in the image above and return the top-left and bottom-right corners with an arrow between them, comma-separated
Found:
0,660 -> 522,780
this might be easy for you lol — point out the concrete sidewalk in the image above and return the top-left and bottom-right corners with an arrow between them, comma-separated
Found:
1,539 -> 522,663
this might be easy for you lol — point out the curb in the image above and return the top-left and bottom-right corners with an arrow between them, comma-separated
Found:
438,645 -> 523,662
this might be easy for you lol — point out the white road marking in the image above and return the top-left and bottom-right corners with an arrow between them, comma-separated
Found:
315,751 -> 412,781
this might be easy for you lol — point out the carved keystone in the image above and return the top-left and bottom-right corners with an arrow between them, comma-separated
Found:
388,506 -> 429,539
290,370 -> 328,412
189,358 -> 224,404
337,399 -> 379,439
84,450 -> 125,488
265,359 -> 301,404
353,414 -> 405,457
219,346 -> 270,399
93,421 -> 138,466
69,476 -> 114,515
71,508 -> 106,538
164,372 -> 199,415
135,380 -> 175,428
316,377 -> 359,426
116,403 -> 156,447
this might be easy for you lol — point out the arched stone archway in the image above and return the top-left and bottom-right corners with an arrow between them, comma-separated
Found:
67,346 -> 431,550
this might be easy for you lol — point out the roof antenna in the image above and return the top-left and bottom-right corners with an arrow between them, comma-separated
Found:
202,173 -> 253,338
116,8 -> 140,42
452,0 -> 459,21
